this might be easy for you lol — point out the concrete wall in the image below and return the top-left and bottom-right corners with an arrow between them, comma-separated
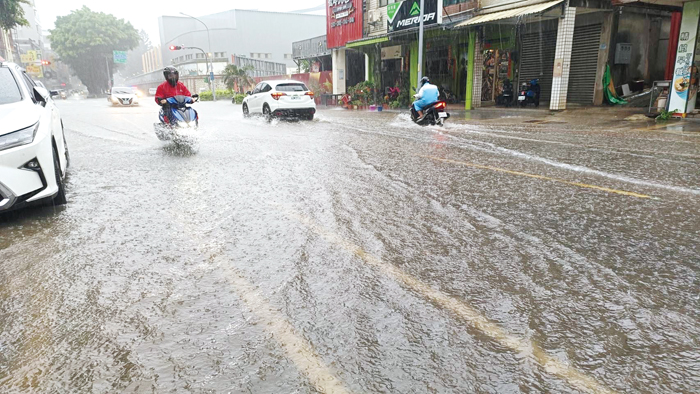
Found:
609,7 -> 672,88
159,10 -> 326,70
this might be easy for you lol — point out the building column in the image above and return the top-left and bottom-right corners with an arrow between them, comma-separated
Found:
365,53 -> 370,81
410,41 -> 418,95
594,11 -> 614,105
550,4 -> 577,111
332,48 -> 347,95
466,29 -> 483,110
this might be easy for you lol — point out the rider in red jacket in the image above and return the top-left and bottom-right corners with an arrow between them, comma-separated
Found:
155,66 -> 191,104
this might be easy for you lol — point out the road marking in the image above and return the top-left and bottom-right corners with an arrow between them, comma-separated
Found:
216,261 -> 351,394
284,210 -> 617,394
421,155 -> 654,199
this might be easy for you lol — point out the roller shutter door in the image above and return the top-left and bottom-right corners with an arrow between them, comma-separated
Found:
519,29 -> 557,102
567,24 -> 602,104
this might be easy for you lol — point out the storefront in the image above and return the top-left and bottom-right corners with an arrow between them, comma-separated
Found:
480,25 -> 517,104
668,1 -> 700,116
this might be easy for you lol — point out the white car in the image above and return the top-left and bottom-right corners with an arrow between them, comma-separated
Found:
148,87 -> 157,96
242,80 -> 316,120
108,86 -> 139,106
0,62 -> 69,212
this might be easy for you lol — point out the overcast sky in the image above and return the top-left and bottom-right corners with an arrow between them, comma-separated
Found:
34,0 -> 326,46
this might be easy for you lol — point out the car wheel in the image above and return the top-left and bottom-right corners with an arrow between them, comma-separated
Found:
262,104 -> 272,122
307,114 -> 314,121
52,145 -> 67,205
243,103 -> 250,118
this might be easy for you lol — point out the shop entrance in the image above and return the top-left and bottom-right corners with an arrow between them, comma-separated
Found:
481,49 -> 514,103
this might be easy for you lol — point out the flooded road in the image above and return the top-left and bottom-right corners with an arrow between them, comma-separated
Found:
1,99 -> 698,393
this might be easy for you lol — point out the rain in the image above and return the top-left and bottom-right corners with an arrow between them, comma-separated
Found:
1,0 -> 699,393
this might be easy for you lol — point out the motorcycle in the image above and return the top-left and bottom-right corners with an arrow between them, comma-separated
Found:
410,100 -> 450,126
154,94 -> 199,142
440,87 -> 458,104
496,79 -> 514,107
517,79 -> 540,107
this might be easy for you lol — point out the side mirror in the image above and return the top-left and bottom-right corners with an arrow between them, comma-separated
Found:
34,86 -> 50,105
50,90 -> 60,97
246,91 -> 252,96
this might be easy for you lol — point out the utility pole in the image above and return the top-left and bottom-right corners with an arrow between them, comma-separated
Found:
416,0 -> 425,90
180,12 -> 216,101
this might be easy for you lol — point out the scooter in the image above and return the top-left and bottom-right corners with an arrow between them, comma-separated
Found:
496,79 -> 514,107
518,79 -> 540,107
154,94 -> 199,142
410,101 -> 450,126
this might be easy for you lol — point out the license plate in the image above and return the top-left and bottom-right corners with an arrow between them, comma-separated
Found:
518,96 -> 526,101
290,96 -> 300,100
438,112 -> 448,118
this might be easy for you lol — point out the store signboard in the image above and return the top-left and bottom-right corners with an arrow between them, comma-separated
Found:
381,45 -> 402,60
327,0 -> 363,48
387,0 -> 443,33
113,50 -> 127,64
668,1 -> 700,114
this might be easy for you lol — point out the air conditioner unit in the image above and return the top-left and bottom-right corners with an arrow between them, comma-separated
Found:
369,10 -> 379,23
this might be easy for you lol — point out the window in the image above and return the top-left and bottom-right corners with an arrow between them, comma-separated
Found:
196,53 -> 205,59
0,68 -> 22,104
275,83 -> 307,92
261,84 -> 272,93
379,0 -> 388,6
265,54 -> 270,59
284,54 -> 292,59
185,54 -> 193,60
444,0 -> 469,5
253,83 -> 263,94
20,72 -> 37,103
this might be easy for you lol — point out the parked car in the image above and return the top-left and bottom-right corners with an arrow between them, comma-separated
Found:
242,80 -> 316,120
0,62 -> 69,212
108,86 -> 139,106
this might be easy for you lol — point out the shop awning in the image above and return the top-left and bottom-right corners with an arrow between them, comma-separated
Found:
346,36 -> 390,48
455,0 -> 564,28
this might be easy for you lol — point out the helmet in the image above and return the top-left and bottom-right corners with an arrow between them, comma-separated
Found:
163,66 -> 179,87
419,76 -> 430,87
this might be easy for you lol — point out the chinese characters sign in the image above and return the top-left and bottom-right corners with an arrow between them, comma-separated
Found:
327,0 -> 362,48
668,1 -> 700,114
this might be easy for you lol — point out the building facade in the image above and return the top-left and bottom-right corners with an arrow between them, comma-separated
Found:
324,0 -> 685,110
158,10 -> 326,71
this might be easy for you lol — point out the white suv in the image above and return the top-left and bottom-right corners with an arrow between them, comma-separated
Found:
242,80 -> 316,120
0,62 -> 69,212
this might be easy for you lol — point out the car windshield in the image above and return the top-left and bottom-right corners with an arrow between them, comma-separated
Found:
275,83 -> 307,92
111,87 -> 133,94
0,68 -> 23,105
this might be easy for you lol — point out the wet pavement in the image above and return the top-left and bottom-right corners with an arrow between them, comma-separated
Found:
1,98 -> 699,393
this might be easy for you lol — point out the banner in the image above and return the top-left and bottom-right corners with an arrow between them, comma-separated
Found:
387,0 -> 443,33
668,1 -> 700,114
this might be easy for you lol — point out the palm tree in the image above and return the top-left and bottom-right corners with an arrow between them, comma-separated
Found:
223,64 -> 255,93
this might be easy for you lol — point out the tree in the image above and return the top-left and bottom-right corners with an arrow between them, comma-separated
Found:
49,7 -> 139,95
222,64 -> 255,93
0,0 -> 29,31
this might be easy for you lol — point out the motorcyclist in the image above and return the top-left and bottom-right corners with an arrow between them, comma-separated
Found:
155,66 -> 192,123
412,76 -> 439,118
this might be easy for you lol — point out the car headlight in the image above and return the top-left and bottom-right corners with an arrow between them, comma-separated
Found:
0,122 -> 39,151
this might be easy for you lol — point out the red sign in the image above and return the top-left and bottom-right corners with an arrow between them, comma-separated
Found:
327,0 -> 363,49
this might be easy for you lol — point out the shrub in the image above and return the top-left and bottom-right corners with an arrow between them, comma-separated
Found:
198,90 -> 234,101
234,94 -> 245,104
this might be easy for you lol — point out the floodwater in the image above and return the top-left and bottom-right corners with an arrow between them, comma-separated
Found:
1,99 -> 698,393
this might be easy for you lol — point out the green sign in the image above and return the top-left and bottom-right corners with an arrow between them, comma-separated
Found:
410,2 -> 421,16
387,2 -> 403,24
113,50 -> 127,64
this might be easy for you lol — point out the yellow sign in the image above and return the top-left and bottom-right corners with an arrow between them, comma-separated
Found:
27,50 -> 38,62
25,64 -> 43,78
20,54 -> 32,63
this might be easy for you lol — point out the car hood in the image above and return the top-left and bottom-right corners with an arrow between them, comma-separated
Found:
113,94 -> 136,99
0,102 -> 41,137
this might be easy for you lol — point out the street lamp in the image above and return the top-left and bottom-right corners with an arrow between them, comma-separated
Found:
180,12 -> 216,101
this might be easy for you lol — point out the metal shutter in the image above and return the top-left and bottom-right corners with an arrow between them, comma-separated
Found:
519,29 -> 557,103
567,24 -> 602,104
